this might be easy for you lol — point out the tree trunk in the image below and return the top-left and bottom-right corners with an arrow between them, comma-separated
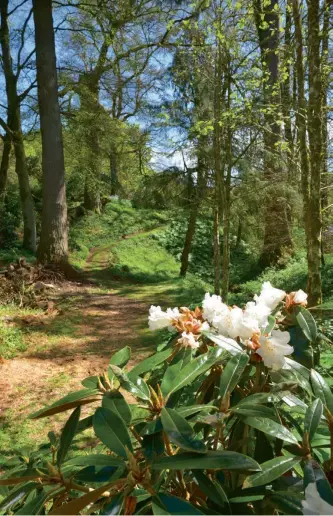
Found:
13,130 -> 36,251
254,0 -> 293,266
281,0 -> 294,185
110,151 -> 118,196
180,202 -> 199,277
33,0 -> 68,264
306,0 -> 323,305
221,101 -> 232,302
0,0 -> 36,251
213,205 -> 221,295
0,133 -> 11,201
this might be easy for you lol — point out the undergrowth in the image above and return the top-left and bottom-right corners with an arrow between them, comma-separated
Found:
0,322 -> 26,359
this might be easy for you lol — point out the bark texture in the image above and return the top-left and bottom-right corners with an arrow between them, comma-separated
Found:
254,0 -> 293,266
33,0 -> 68,263
0,0 -> 36,251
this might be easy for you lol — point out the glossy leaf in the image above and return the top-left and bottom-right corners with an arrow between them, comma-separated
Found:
152,450 -> 260,471
81,376 -> 99,388
93,407 -> 133,458
161,408 -> 207,453
49,482 -> 115,515
192,470 -> 228,506
240,416 -> 299,444
110,346 -> 131,368
16,489 -> 50,515
161,347 -> 224,398
0,482 -> 38,513
220,352 -> 249,399
204,332 -> 242,355
109,365 -> 150,401
29,389 -> 100,419
57,406 -> 81,467
128,349 -> 172,378
231,404 -> 277,420
65,454 -> 124,468
310,369 -> 333,415
75,415 -> 93,434
295,306 -> 317,342
0,471 -> 41,486
101,494 -> 124,515
243,456 -> 301,488
153,493 -> 203,515
303,459 -> 333,505
304,399 -> 323,442
102,391 -> 132,425
268,491 -> 303,515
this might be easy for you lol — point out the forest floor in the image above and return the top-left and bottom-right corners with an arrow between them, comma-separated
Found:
0,230 -> 206,463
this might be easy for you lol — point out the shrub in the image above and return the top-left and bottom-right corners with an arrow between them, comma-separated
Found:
1,283 -> 332,515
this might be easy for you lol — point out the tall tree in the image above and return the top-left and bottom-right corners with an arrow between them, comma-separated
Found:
254,0 -> 293,266
33,0 -> 68,264
0,0 -> 36,251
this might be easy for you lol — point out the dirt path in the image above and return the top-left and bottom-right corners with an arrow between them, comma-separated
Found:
0,243 -> 159,453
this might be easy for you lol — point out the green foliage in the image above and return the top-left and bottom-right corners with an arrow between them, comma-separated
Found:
2,296 -> 333,515
0,184 -> 21,249
156,216 -> 260,285
0,322 -> 26,359
69,199 -> 169,267
231,255 -> 333,306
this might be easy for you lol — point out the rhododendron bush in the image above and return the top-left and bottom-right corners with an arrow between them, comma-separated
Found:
2,283 -> 333,515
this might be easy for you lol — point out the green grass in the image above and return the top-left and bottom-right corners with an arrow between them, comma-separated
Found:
0,322 -> 26,359
69,199 -> 170,268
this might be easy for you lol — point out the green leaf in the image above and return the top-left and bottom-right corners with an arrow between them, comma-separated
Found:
311,369 -> 333,415
65,455 -> 125,468
128,349 -> 172,378
82,376 -> 99,388
152,451 -> 260,471
304,399 -> 323,442
243,456 -> 301,488
219,352 -> 249,399
204,332 -> 242,355
0,482 -> 38,513
30,389 -> 100,419
75,415 -> 93,434
0,471 -> 41,486
161,347 -> 224,398
268,491 -> 303,515
93,407 -> 133,459
49,482 -> 116,515
240,416 -> 299,444
303,459 -> 333,505
101,494 -> 124,515
110,346 -> 131,368
153,494 -> 203,515
192,471 -> 228,506
102,391 -> 132,425
57,406 -> 81,467
265,315 -> 276,334
16,489 -> 50,515
231,404 -> 276,419
295,306 -> 317,342
235,392 -> 279,406
109,365 -> 150,401
161,408 -> 207,453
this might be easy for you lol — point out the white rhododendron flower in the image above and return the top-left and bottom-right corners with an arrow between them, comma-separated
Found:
213,306 -> 244,339
178,331 -> 199,349
257,330 -> 293,371
302,482 -> 333,515
202,293 -> 228,323
148,305 -> 180,331
255,281 -> 286,310
244,301 -> 271,329
294,289 -> 308,305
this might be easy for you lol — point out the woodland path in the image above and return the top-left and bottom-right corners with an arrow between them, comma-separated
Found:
0,232 -> 164,454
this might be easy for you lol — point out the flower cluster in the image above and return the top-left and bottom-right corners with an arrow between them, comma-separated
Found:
148,282 -> 308,371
